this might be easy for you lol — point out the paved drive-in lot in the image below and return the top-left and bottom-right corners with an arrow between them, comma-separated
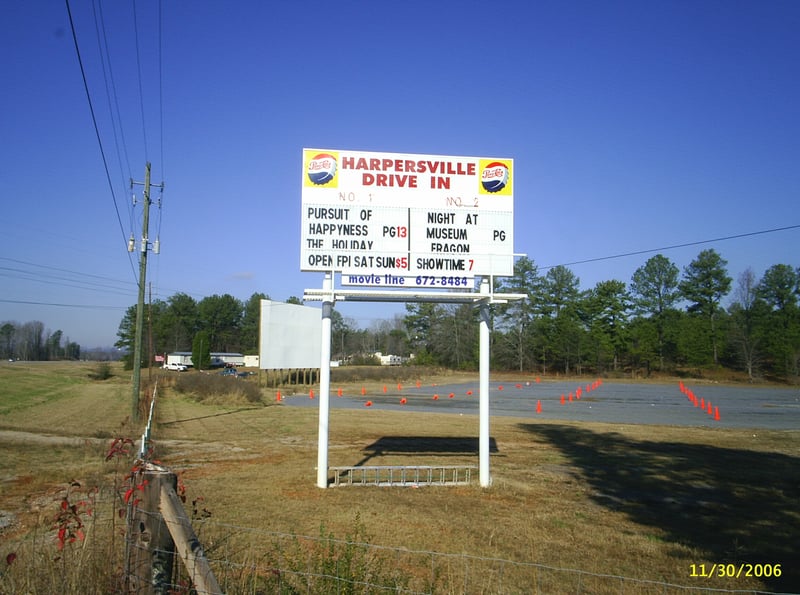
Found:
283,380 -> 800,430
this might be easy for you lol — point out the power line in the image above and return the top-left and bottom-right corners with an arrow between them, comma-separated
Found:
132,0 -> 149,162
92,0 -> 134,219
158,0 -> 165,182
540,224 -> 800,272
0,298 -> 125,311
64,0 -> 137,282
0,257 -> 137,298
0,256 -> 204,303
0,269 -> 135,298
0,257 -> 132,282
156,0 -> 165,240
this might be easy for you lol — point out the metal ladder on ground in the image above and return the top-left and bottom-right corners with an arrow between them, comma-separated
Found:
329,465 -> 477,487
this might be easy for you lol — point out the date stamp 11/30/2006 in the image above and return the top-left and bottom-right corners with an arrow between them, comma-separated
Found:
690,563 -> 781,579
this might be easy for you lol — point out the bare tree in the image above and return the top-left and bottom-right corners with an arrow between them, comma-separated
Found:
728,268 -> 762,380
17,321 -> 45,360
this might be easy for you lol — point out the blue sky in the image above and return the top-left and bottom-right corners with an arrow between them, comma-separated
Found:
1,0 -> 798,348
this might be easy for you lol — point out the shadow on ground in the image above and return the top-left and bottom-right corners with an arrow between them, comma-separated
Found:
354,436 -> 498,466
519,423 -> 800,593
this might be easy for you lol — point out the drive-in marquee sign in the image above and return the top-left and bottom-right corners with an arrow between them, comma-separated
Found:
301,148 -> 514,281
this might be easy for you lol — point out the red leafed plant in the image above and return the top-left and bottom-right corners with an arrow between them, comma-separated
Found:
105,437 -> 134,461
53,482 -> 96,552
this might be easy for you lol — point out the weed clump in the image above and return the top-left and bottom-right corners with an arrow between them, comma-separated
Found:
173,372 -> 263,405
87,362 -> 113,381
194,513 -> 412,594
331,364 -> 445,384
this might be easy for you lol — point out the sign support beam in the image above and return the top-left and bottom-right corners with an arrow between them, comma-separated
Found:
309,273 -> 523,488
479,278 -> 491,487
316,273 -> 333,489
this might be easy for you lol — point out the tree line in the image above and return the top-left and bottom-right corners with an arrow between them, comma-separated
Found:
445,250 -> 797,381
116,248 -> 799,382
116,292 -> 272,368
374,249 -> 799,382
115,289 -> 404,369
0,321 -> 81,361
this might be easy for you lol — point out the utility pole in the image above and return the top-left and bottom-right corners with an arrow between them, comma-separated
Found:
130,162 -> 162,424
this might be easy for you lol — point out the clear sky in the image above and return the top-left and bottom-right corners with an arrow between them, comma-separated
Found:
2,1 -> 798,349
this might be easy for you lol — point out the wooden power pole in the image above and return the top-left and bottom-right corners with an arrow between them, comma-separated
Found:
131,163 -> 161,423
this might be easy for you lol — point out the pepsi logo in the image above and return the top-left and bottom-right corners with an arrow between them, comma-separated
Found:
480,161 -> 509,193
307,153 -> 337,185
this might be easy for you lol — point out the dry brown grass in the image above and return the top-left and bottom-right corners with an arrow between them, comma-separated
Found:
152,404 -> 799,592
1,361 -> 798,593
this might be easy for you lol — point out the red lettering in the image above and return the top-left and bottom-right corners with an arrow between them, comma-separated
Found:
362,173 -> 418,187
443,161 -> 475,175
339,155 -> 475,176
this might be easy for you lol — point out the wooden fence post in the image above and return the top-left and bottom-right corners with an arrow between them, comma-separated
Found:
125,461 -> 222,594
126,463 -> 177,594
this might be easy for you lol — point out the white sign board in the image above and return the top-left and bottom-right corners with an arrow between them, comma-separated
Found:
301,149 -> 514,278
259,300 -> 322,369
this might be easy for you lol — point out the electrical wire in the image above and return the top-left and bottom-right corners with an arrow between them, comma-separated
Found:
92,0 -> 132,194
540,224 -> 800,272
0,258 -> 136,294
132,0 -> 149,162
0,298 -> 125,311
0,270 -> 136,298
158,0 -> 165,184
64,0 -> 137,282
0,257 -> 135,285
149,0 -> 166,308
92,0 -> 136,241
0,267 -> 204,310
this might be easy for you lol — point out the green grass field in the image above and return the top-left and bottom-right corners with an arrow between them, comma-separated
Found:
1,361 -> 798,593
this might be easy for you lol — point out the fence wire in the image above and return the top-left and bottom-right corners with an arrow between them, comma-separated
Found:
6,381 -> 780,594
1,495 -> 788,595
148,517 -> 783,595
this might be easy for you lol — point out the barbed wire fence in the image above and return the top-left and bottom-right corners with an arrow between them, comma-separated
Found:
9,508 -> 778,595
118,380 -> 787,594
3,381 -> 768,593
117,515 -> 781,595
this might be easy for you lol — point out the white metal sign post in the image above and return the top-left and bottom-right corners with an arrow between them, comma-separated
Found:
302,149 -> 524,489
316,274 -> 333,489
479,279 -> 491,485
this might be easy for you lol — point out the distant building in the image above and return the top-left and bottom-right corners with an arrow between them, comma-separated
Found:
166,352 -> 193,367
375,352 -> 403,366
165,351 -> 245,368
